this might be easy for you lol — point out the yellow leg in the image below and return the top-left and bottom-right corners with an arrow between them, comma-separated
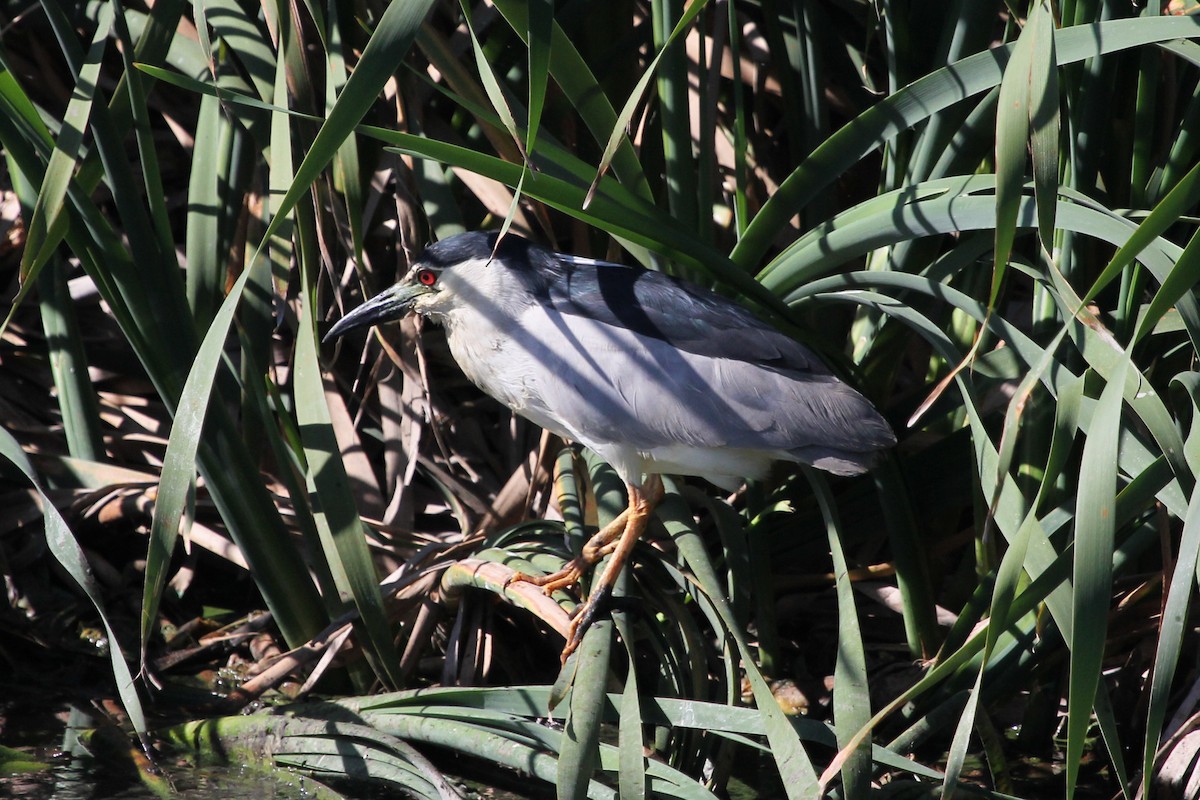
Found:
506,476 -> 664,660
559,476 -> 664,662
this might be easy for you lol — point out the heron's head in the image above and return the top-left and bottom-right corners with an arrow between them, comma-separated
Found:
325,231 -> 544,341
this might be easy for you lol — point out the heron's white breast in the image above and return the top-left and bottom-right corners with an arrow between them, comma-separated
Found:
440,303 -> 580,442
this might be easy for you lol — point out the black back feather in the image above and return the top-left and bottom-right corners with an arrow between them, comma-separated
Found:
417,232 -> 826,374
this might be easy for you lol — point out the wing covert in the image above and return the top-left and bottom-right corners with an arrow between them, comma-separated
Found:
546,255 -> 826,375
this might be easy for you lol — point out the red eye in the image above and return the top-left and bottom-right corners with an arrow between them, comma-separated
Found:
416,269 -> 437,286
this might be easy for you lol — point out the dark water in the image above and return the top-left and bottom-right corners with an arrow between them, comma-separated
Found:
0,701 -> 321,800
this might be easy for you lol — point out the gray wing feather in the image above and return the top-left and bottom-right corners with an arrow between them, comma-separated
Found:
525,309 -> 893,458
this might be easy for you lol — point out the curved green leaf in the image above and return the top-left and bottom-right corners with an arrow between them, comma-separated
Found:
733,16 -> 1200,268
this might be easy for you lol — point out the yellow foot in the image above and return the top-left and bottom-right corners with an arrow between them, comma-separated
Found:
510,476 -> 665,663
504,503 -> 636,596
505,561 -> 587,595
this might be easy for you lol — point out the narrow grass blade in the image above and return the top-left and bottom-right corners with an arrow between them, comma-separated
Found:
184,92 -> 226,326
256,0 -> 434,252
36,258 -> 105,461
725,3 -> 747,237
1028,0 -> 1060,255
944,349 -> 1073,799
489,0 -> 652,200
1158,74 -> 1200,199
651,0 -> 698,233
135,63 -> 310,118
325,6 -> 365,265
459,0 -> 526,161
203,0 -> 276,102
585,0 -> 709,206
658,493 -> 821,798
558,609 -> 612,800
988,325 -> 1070,520
941,667 -> 985,800
614,613 -> 646,800
1132,207 -> 1200,348
732,16 -> 1200,268
524,0 -> 552,155
875,458 -> 940,659
805,469 -> 870,800
1092,684 -> 1133,798
110,0 -> 175,258
993,1 -> 1037,293
19,4 -> 112,288
1142,406 -> 1200,795
296,294 -> 401,687
1091,158 -> 1200,311
0,428 -> 148,738
143,269 -> 253,658
1066,360 -> 1127,796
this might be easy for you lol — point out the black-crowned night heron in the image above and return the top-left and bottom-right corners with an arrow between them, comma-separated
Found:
325,231 -> 895,659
